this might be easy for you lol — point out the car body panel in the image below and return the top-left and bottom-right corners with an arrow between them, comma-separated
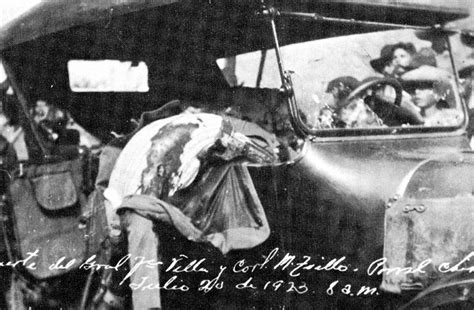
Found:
250,133 -> 471,267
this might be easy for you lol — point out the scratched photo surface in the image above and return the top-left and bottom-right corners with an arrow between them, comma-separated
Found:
0,1 -> 473,309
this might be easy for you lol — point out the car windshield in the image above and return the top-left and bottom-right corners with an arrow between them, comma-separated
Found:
217,29 -> 466,136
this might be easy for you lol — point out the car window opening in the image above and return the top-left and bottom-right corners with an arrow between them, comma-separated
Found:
216,29 -> 466,137
68,60 -> 149,92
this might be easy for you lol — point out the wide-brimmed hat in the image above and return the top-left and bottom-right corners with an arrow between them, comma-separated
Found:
401,66 -> 452,82
401,67 -> 453,99
326,76 -> 360,94
391,42 -> 416,55
325,76 -> 360,112
325,76 -> 360,110
370,42 -> 417,73
370,44 -> 394,73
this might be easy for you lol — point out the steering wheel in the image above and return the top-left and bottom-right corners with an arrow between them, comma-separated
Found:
341,77 -> 423,126
343,77 -> 403,108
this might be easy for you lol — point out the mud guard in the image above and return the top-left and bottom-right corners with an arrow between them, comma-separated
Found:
381,153 -> 474,303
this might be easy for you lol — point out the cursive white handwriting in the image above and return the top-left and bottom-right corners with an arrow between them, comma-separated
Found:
367,258 -> 431,276
130,275 -> 190,291
0,249 -> 38,270
438,252 -> 474,273
273,253 -> 348,277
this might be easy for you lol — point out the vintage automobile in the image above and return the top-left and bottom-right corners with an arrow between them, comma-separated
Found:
0,0 -> 473,309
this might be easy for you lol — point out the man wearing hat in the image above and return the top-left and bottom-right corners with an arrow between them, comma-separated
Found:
401,67 -> 462,126
370,42 -> 417,78
322,76 -> 384,128
371,42 -> 440,78
318,76 -> 359,128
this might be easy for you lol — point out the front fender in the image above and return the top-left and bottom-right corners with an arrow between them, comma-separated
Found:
381,152 -> 474,295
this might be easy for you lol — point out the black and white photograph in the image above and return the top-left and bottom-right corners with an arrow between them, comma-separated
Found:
0,0 -> 473,309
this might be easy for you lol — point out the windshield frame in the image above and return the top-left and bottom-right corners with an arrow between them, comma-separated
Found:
303,79 -> 468,139
277,29 -> 468,139
254,7 -> 471,140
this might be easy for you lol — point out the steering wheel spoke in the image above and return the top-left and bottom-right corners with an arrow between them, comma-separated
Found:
342,77 -> 423,126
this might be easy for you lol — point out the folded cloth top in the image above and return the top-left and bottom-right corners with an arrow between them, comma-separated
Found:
105,112 -> 272,254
